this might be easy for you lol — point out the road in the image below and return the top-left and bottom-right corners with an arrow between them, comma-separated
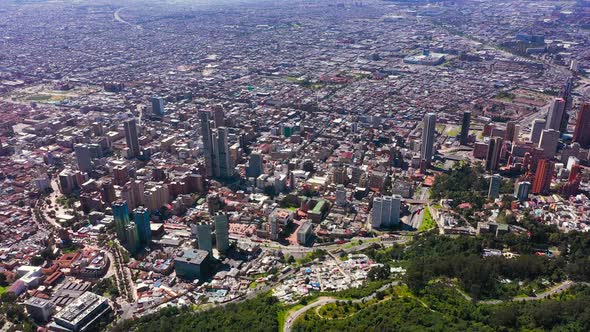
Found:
284,282 -> 399,332
457,280 -> 576,305
114,8 -> 143,30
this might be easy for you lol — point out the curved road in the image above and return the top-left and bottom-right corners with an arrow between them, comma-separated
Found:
114,8 -> 143,30
284,282 -> 399,332
284,280 -> 580,332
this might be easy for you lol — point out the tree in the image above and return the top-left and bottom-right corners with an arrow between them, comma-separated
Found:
368,265 -> 390,281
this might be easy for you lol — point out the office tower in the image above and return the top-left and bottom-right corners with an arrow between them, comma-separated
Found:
100,181 -> 116,205
196,223 -> 213,254
505,121 -> 517,142
335,184 -> 347,206
212,127 -> 233,178
459,111 -> 471,145
485,137 -> 503,171
199,110 -> 214,177
74,144 -> 92,173
214,214 -> 230,253
133,207 -> 151,246
538,129 -> 560,158
559,77 -> 574,133
152,166 -> 167,182
124,118 -> 140,158
569,164 -> 582,182
514,181 -> 531,202
532,160 -> 554,195
246,152 -> 263,178
112,200 -> 130,242
213,105 -> 225,128
332,166 -> 348,185
268,217 -> 279,241
421,113 -> 436,164
530,119 -> 546,144
546,98 -> 566,132
124,223 -> 140,253
371,195 -> 401,229
573,103 -> 590,148
150,96 -> 165,116
488,174 -> 502,199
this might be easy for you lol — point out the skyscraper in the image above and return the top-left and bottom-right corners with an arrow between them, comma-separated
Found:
112,200 -> 130,242
214,214 -> 230,253
421,113 -> 436,164
335,184 -> 347,206
459,111 -> 471,145
74,144 -> 92,173
124,118 -> 140,159
124,222 -> 140,254
504,121 -> 517,142
371,195 -> 401,229
196,223 -> 213,254
150,96 -> 165,117
532,160 -> 554,195
538,129 -> 560,158
199,110 -> 214,177
530,119 -> 546,144
246,152 -> 263,178
212,127 -> 233,178
213,105 -> 225,128
133,207 -> 151,246
485,137 -> 503,172
546,98 -> 566,132
573,103 -> 590,148
514,181 -> 531,202
100,181 -> 116,205
488,174 -> 502,199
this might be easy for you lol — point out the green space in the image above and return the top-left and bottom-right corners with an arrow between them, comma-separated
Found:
418,207 -> 436,231
293,283 -> 590,331
112,294 -> 281,332
0,285 -> 7,296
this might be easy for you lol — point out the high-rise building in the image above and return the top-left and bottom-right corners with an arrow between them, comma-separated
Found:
133,207 -> 151,246
505,121 -> 517,142
213,105 -> 225,128
573,103 -> 590,148
269,217 -> 279,241
421,113 -> 436,164
335,184 -> 347,206
485,137 -> 503,171
332,166 -> 348,185
196,223 -> 213,254
246,152 -> 263,178
214,214 -> 230,253
530,119 -> 546,144
514,181 -> 531,202
371,195 -> 401,229
459,111 -> 471,145
488,174 -> 502,199
124,222 -> 140,253
212,127 -> 233,178
74,144 -> 92,173
532,160 -> 554,195
199,110 -> 214,177
100,181 -> 116,205
112,200 -> 130,242
150,96 -> 165,117
538,129 -> 560,158
123,118 -> 140,159
546,98 -> 566,132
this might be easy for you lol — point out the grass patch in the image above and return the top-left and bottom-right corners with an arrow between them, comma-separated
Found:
418,207 -> 437,232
